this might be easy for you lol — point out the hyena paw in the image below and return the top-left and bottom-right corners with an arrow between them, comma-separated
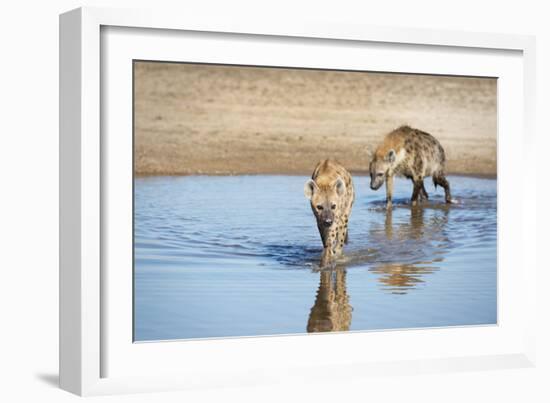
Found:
320,250 -> 333,267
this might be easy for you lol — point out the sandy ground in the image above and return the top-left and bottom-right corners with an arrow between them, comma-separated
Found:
134,62 -> 497,177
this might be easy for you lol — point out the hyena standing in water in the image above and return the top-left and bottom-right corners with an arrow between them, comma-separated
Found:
304,160 -> 355,266
369,125 -> 452,208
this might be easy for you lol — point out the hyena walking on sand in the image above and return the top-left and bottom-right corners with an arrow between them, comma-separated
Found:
304,159 -> 355,266
369,125 -> 452,208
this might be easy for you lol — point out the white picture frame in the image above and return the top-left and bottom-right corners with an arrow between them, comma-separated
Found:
59,6 -> 537,396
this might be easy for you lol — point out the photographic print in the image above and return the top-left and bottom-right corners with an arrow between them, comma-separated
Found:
133,61 -> 497,341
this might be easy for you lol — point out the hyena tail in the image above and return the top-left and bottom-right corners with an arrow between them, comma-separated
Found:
433,176 -> 438,189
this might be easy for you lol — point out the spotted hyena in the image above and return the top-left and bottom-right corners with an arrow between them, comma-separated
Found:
304,159 -> 355,266
369,125 -> 452,208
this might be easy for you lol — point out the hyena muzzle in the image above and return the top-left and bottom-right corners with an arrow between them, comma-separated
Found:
304,159 -> 355,266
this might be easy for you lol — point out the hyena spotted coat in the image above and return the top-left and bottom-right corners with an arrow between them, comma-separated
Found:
304,159 -> 355,266
369,125 -> 452,208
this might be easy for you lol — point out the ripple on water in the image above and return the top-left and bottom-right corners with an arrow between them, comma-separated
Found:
134,175 -> 497,340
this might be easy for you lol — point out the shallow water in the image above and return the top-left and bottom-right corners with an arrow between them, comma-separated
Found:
134,175 -> 496,341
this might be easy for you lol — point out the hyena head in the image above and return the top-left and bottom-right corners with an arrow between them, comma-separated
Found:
369,149 -> 396,190
304,178 -> 346,228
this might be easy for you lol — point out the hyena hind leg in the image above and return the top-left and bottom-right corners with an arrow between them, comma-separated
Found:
433,173 -> 452,203
419,181 -> 429,201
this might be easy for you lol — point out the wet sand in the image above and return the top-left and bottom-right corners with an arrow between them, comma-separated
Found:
134,62 -> 497,177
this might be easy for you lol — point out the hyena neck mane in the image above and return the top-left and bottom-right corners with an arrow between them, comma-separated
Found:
312,159 -> 346,191
374,143 -> 406,164
314,175 -> 340,192
374,126 -> 411,163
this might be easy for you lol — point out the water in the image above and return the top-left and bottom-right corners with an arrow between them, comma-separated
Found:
134,175 -> 497,341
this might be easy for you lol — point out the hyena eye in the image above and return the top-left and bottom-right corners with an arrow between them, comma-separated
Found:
331,204 -> 336,210
316,205 -> 323,210
377,173 -> 384,177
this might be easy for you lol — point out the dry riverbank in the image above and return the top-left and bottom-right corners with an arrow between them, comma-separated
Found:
134,62 -> 497,177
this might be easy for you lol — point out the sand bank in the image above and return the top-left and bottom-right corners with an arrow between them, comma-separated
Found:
134,62 -> 496,177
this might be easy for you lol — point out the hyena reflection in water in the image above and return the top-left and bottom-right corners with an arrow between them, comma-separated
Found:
304,160 -> 355,267
370,207 -> 450,294
307,269 -> 352,333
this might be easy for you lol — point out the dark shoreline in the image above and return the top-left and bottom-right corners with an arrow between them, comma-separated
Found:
134,171 -> 497,180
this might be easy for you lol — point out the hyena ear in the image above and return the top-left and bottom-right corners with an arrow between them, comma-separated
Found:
304,179 -> 318,200
335,178 -> 346,196
365,146 -> 373,161
386,149 -> 396,163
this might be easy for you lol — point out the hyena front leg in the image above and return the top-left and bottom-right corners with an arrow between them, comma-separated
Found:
320,228 -> 337,266
343,212 -> 350,244
411,179 -> 423,206
320,247 -> 334,267
344,228 -> 349,244
419,181 -> 429,201
334,222 -> 347,256
385,174 -> 394,209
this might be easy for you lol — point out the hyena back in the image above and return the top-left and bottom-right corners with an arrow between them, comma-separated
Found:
304,159 -> 355,266
369,125 -> 451,208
